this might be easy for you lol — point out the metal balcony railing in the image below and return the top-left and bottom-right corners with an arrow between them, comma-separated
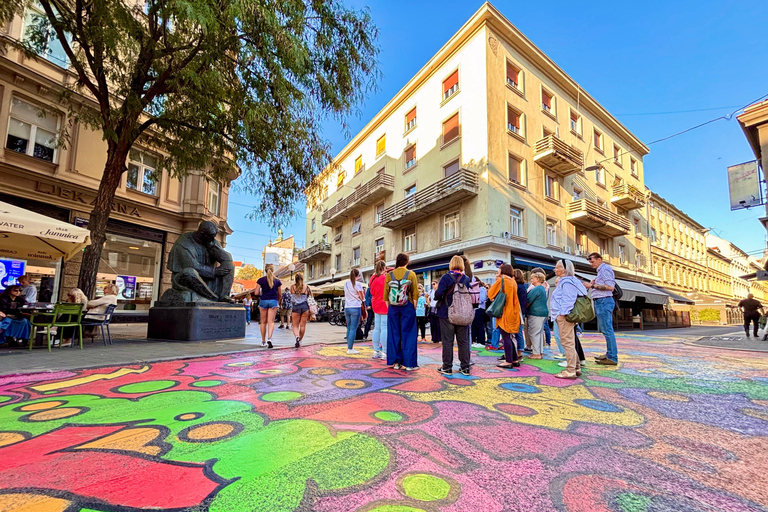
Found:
566,198 -> 630,237
533,134 -> 584,176
321,173 -> 394,227
611,183 -> 646,210
379,168 -> 478,229
298,243 -> 332,263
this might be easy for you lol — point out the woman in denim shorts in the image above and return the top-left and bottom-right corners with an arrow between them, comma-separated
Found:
290,273 -> 312,348
255,264 -> 281,348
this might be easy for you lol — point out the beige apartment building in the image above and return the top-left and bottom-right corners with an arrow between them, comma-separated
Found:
301,3 -> 659,321
0,8 -> 235,309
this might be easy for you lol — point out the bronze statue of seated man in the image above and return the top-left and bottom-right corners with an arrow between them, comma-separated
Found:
161,221 -> 235,304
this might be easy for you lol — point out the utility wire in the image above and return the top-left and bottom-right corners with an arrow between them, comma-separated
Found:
616,105 -> 743,116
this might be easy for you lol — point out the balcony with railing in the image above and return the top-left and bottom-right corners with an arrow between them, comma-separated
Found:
298,243 -> 332,263
533,134 -> 584,176
321,173 -> 394,227
611,184 -> 646,210
379,168 -> 478,229
566,198 -> 630,237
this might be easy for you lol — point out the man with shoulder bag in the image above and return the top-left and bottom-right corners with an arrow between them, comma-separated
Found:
584,253 -> 619,365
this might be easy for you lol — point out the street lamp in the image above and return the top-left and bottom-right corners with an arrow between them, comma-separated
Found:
584,164 -> 603,173
288,263 -> 295,281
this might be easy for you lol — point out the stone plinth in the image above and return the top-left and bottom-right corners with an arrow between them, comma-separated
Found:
147,303 -> 245,341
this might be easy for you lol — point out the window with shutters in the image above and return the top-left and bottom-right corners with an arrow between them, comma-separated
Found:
443,159 -> 460,178
405,107 -> 417,133
508,153 -> 526,187
375,203 -> 385,224
541,89 -> 555,117
443,212 -> 460,241
507,105 -> 521,136
613,144 -> 623,167
354,155 -> 363,174
442,69 -> 459,101
546,219 -> 558,247
376,135 -> 386,157
352,216 -> 361,235
374,238 -> 384,260
576,230 -> 586,254
618,244 -> 627,264
630,157 -> 638,177
337,170 -> 345,187
506,61 -> 521,90
544,174 -> 559,201
593,128 -> 603,152
311,218 -> 316,232
403,226 -> 416,253
6,97 -> 60,163
442,113 -> 460,146
510,206 -> 524,238
206,181 -> 220,214
352,247 -> 361,267
569,109 -> 582,136
404,145 -> 417,171
404,184 -> 417,197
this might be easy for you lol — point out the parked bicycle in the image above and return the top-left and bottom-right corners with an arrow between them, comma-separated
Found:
327,310 -> 347,326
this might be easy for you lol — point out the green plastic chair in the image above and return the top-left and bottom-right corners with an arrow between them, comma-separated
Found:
29,303 -> 84,351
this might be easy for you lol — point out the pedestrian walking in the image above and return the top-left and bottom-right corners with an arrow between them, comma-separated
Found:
416,284 -> 428,341
526,271 -> 549,359
243,294 -> 253,325
428,281 -> 441,343
344,269 -> 365,354
255,264 -> 281,348
290,273 -> 312,347
471,282 -> 488,347
489,263 -> 522,369
549,277 -> 566,359
278,286 -> 292,329
738,293 -> 763,338
384,253 -> 420,370
550,259 -> 588,379
463,257 -> 482,347
369,260 -> 388,359
434,255 -> 474,375
363,285 -> 375,339
513,268 -> 527,355
585,252 -> 619,365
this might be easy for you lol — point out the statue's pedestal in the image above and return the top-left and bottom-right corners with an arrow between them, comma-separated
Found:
147,303 -> 245,341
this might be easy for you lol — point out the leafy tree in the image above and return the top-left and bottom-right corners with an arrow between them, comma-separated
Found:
1,0 -> 379,297
235,265 -> 263,281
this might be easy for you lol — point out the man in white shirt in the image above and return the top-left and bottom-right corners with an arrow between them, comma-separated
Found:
18,275 -> 37,304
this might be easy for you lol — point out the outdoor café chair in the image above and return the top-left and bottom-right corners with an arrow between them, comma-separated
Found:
29,303 -> 84,351
81,304 -> 117,346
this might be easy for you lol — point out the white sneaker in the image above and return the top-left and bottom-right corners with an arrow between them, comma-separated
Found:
372,351 -> 380,359
558,361 -> 567,367
347,349 -> 360,354
554,353 -> 566,360
471,343 -> 484,348
261,341 -> 267,347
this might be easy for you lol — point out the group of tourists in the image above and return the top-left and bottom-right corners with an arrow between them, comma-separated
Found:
245,250 -> 623,378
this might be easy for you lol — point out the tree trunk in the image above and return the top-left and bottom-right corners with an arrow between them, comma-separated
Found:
77,145 -> 129,298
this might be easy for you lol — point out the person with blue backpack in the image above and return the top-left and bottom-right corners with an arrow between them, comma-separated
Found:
384,253 -> 420,370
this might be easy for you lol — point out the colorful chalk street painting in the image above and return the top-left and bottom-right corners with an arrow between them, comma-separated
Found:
0,334 -> 767,511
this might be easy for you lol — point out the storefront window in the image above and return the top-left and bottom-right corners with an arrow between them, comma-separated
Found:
96,234 -> 161,310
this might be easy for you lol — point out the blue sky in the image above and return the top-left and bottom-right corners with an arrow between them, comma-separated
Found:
225,0 -> 768,265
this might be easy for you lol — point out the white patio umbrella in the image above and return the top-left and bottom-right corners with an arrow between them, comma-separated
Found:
0,201 -> 91,262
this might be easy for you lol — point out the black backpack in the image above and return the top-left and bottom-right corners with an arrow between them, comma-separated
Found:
612,282 -> 623,301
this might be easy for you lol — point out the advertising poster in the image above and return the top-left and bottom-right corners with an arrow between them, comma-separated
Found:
117,275 -> 137,300
0,258 -> 26,291
727,160 -> 763,210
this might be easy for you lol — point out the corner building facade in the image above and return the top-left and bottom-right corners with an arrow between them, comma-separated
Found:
303,3 -> 653,296
0,9 -> 235,310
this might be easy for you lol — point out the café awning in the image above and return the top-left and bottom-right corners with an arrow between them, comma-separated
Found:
0,201 -> 91,261
576,271 -> 669,305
